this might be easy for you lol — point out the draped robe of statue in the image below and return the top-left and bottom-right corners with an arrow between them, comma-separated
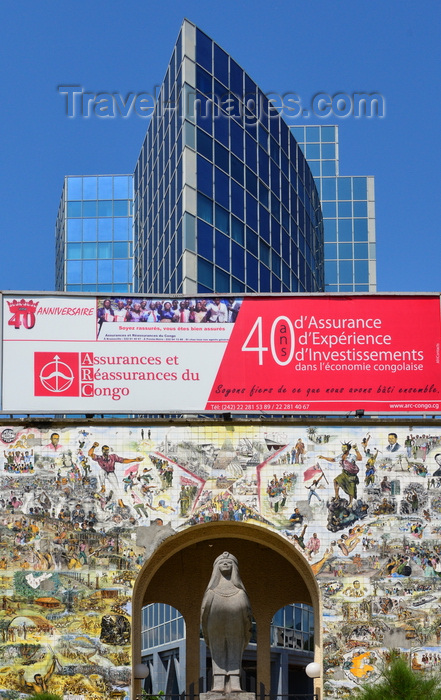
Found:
201,552 -> 252,693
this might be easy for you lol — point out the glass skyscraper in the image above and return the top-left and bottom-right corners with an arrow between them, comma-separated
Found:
292,125 -> 376,292
55,174 -> 133,293
133,20 -> 324,295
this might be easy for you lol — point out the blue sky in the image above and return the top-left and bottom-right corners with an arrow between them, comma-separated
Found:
1,0 -> 439,293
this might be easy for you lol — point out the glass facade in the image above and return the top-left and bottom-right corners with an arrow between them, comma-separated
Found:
292,125 -> 376,292
55,174 -> 134,293
134,20 -> 324,295
141,602 -> 314,695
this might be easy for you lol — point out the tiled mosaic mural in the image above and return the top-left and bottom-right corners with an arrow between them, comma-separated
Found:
0,423 -> 440,699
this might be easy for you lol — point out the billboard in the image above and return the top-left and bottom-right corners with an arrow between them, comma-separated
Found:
2,293 -> 441,413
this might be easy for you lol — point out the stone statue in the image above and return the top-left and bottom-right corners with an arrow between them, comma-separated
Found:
201,552 -> 252,693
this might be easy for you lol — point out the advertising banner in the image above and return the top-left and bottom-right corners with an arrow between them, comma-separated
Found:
2,294 -> 441,413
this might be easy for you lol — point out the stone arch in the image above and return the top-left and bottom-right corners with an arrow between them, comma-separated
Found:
132,521 -> 322,695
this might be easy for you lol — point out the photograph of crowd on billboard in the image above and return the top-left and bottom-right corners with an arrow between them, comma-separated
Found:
96,296 -> 242,336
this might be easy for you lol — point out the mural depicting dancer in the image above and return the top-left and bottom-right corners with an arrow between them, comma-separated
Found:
319,442 -> 362,507
88,441 -> 144,489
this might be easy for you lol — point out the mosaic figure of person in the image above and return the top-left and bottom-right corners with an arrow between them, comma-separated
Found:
201,552 -> 252,693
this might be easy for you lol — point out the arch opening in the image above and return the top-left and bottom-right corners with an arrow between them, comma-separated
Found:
132,522 -> 321,696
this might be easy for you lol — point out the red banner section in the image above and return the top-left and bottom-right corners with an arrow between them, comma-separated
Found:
206,296 -> 441,413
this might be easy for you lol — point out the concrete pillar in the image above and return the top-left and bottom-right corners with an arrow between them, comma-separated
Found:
185,612 -> 201,694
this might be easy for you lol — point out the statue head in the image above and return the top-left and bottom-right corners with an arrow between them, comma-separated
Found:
205,551 -> 246,591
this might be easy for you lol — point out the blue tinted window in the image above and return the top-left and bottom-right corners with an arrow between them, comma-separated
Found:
114,176 -> 130,199
214,44 -> 228,86
354,260 -> 369,282
353,177 -> 367,200
230,121 -> 243,158
114,259 -> 129,282
258,123 -> 268,150
339,260 -> 353,283
98,242 -> 112,258
215,112 -> 229,145
83,201 -> 97,217
83,242 -> 97,259
215,205 -> 229,234
320,125 -> 335,142
67,177 -> 82,200
197,257 -> 213,287
353,201 -> 367,217
260,206 -> 270,242
67,219 -> 82,241
83,218 -> 97,241
259,148 -> 269,184
215,267 -> 230,292
231,181 -> 244,219
306,143 -> 320,159
246,168 -> 257,197
83,177 -> 97,200
231,155 -> 244,184
338,219 -> 352,241
114,242 -> 129,258
321,143 -> 335,159
321,179 -> 336,200
215,230 -> 229,269
246,227 -> 258,255
113,218 -> 130,240
98,201 -> 112,216
354,242 -> 368,258
231,217 -> 244,245
197,155 -> 213,197
260,240 -> 270,266
322,161 -> 336,176
354,219 -> 368,240
196,94 -> 213,133
197,220 -> 214,259
230,59 -> 243,96
196,29 -> 212,71
305,126 -> 320,141
196,66 -> 212,96
322,201 -> 336,217
338,243 -> 353,259
98,176 -> 112,198
291,126 -> 304,143
232,242 -> 244,278
67,261 -> 81,283
325,261 -> 337,284
246,193 -> 258,230
197,129 -> 212,159
324,242 -> 337,258
338,201 -> 352,217
309,161 -> 320,177
245,134 -> 257,172
337,178 -> 352,200
259,181 -> 269,208
215,142 -> 229,173
197,192 -> 213,224
67,243 -> 81,259
114,200 -> 129,216
67,201 -> 81,217
272,250 -> 281,276
83,260 -> 97,283
260,263 -> 270,291
246,252 -> 258,289
215,168 -> 229,208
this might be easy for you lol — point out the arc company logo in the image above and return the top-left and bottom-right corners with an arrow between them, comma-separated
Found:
34,353 -> 80,397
